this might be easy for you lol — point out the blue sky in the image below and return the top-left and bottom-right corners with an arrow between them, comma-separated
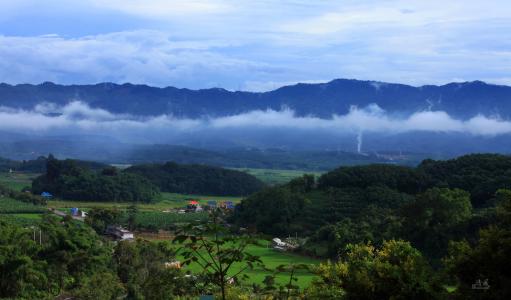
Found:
0,0 -> 510,91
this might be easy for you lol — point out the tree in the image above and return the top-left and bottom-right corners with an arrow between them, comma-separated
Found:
72,271 -> 125,300
444,192 -> 511,299
0,215 -> 118,298
308,240 -> 444,299
401,188 -> 472,258
32,157 -> 160,203
307,206 -> 402,258
0,221 -> 47,299
173,210 -> 262,300
114,239 -> 190,299
288,174 -> 316,193
85,207 -> 122,233
125,162 -> 265,196
233,186 -> 307,235
127,204 -> 138,231
38,215 -> 115,294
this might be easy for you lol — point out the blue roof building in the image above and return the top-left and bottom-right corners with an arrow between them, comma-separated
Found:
41,192 -> 53,198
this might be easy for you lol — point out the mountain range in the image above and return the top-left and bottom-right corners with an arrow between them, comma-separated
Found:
1,79 -> 510,119
1,78 -> 511,166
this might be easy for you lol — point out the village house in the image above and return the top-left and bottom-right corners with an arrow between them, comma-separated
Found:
40,192 -> 53,199
106,225 -> 134,240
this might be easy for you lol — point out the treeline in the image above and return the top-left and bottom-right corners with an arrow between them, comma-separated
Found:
0,155 -> 108,173
232,154 -> 511,261
25,156 -> 265,202
0,215 -> 195,299
32,155 -> 159,202
0,183 -> 47,205
126,145 -> 412,170
2,201 -> 510,299
126,162 -> 265,196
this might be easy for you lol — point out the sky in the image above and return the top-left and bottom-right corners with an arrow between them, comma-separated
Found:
0,0 -> 510,91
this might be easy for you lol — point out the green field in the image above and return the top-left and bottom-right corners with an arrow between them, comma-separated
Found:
0,172 -> 38,191
179,240 -> 321,288
47,192 -> 241,211
233,168 -> 323,186
0,171 -> 321,289
0,197 -> 46,214
0,213 -> 44,226
123,211 -> 209,230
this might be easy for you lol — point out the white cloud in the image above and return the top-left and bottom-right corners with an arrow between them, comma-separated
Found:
2,101 -> 511,138
0,1 -> 511,89
0,31 -> 270,88
88,0 -> 234,17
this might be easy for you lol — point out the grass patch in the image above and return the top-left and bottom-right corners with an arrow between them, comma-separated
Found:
232,168 -> 323,186
0,213 -> 44,226
48,192 -> 242,212
10,213 -> 43,220
177,240 -> 321,289
0,172 -> 39,191
0,197 -> 46,214
122,211 -> 209,230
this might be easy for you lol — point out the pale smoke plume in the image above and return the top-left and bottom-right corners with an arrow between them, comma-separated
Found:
357,131 -> 363,153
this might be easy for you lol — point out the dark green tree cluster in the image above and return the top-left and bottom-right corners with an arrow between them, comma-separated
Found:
301,191 -> 511,299
418,154 -> 511,207
32,155 -> 159,202
0,214 -> 198,299
0,215 -> 123,299
126,161 -> 265,196
85,207 -> 122,233
443,190 -> 511,299
233,154 -> 511,263
0,155 -> 108,173
232,184 -> 308,236
306,240 -> 445,299
114,239 -> 194,299
0,182 -> 47,205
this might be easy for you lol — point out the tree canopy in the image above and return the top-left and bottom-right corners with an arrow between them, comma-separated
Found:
32,155 -> 159,202
126,161 -> 265,196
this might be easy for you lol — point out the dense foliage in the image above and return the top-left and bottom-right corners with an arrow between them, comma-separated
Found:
0,215 -> 195,299
114,239 -> 194,299
126,161 -> 265,196
2,153 -> 511,299
233,154 -> 511,262
1,192 -> 510,299
1,182 -> 47,205
0,215 -> 121,299
32,155 -> 159,202
307,240 -> 445,299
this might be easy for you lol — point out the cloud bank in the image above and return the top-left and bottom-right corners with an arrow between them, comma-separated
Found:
1,1 -> 511,90
2,102 -> 511,140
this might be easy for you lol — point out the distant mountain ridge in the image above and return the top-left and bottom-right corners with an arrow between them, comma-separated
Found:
1,79 -> 510,119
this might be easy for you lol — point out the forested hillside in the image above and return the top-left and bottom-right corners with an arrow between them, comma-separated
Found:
0,155 -> 108,173
2,153 -> 511,298
126,162 -> 265,196
233,154 -> 511,261
32,155 -> 159,202
2,79 -> 511,119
